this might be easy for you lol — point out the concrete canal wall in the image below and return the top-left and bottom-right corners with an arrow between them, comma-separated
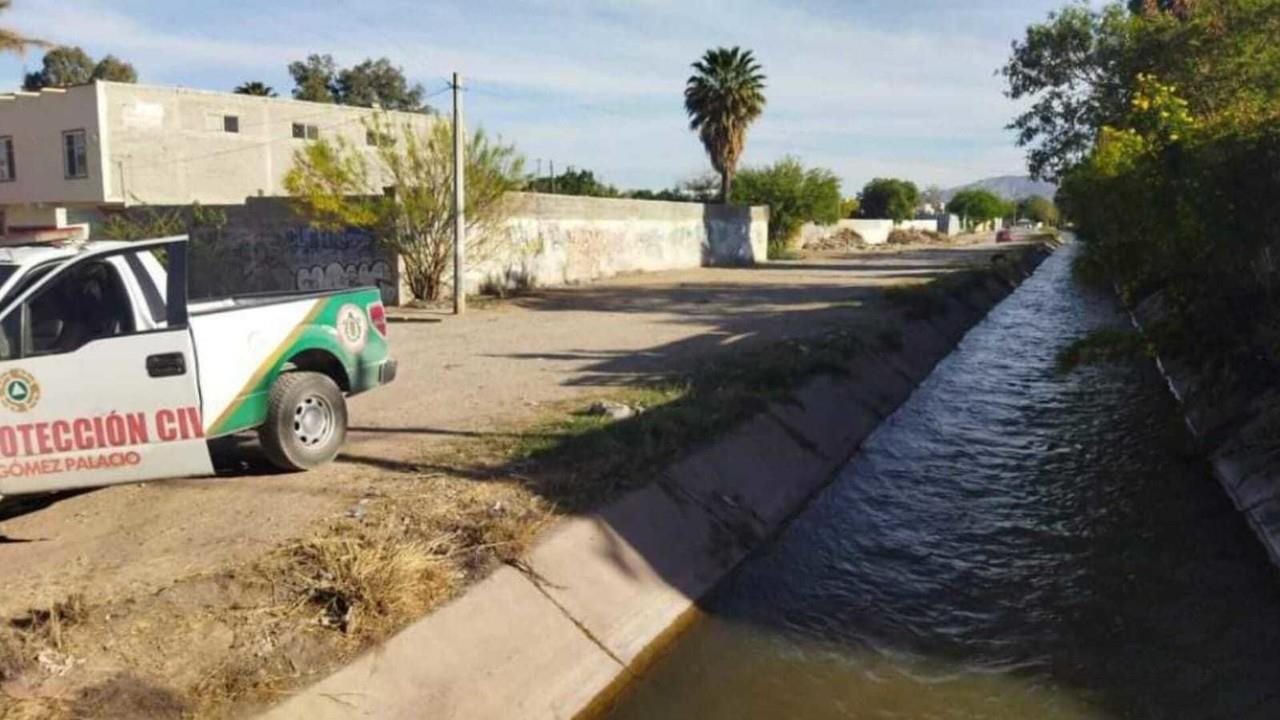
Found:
1133,295 -> 1280,566
262,242 -> 1058,720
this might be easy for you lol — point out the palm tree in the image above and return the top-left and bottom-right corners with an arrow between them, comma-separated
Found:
684,47 -> 766,203
0,1 -> 47,56
234,80 -> 277,97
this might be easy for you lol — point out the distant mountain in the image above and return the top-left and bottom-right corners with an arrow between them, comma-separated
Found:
942,176 -> 1057,202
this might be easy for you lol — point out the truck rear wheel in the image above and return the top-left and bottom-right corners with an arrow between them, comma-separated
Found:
260,372 -> 348,471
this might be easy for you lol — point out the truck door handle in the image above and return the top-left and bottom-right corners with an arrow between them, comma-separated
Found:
146,352 -> 187,378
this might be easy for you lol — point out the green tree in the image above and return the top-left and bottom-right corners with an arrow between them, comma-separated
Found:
234,81 -> 277,97
684,47 -> 767,203
526,167 -> 619,197
336,57 -> 426,111
1017,195 -> 1060,225
840,197 -> 861,219
92,54 -> 136,83
288,54 -> 429,111
0,1 -> 47,56
289,53 -> 339,103
858,178 -> 920,223
23,45 -> 92,89
1002,4 -> 1134,180
946,189 -> 1013,228
1127,0 -> 1196,19
23,46 -> 137,89
731,156 -> 841,257
286,116 -> 524,301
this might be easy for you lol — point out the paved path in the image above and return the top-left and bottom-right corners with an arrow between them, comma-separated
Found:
0,241 -> 1006,615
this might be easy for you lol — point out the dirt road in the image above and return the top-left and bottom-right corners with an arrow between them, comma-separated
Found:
0,240 -> 1004,618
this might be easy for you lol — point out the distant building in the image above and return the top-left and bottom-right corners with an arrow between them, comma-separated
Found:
0,80 -> 435,237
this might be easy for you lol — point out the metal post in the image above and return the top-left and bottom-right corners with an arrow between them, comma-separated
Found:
452,72 -> 465,315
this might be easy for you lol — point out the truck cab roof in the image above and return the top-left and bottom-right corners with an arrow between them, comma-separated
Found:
0,240 -> 134,267
0,240 -> 158,302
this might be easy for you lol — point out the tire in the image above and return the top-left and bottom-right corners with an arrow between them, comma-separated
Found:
259,372 -> 348,472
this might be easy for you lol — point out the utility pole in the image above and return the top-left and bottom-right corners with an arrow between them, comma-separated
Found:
452,72 -> 465,315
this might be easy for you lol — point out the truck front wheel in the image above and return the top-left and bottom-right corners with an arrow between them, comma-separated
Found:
260,372 -> 348,471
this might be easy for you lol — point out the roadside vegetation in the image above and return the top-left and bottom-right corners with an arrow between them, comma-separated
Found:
731,157 -> 841,258
1056,328 -> 1152,372
285,117 -> 525,302
1006,0 -> 1280,391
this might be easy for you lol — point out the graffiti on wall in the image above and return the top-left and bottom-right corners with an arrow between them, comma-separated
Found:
189,213 -> 399,305
285,227 -> 396,303
296,261 -> 393,295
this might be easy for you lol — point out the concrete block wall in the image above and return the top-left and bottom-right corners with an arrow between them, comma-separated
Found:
467,193 -> 768,295
134,193 -> 766,305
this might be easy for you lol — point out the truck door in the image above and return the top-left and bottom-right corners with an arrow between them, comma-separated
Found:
0,240 -> 212,495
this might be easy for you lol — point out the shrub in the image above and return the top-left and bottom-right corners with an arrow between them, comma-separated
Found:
730,156 -> 841,258
858,178 -> 919,223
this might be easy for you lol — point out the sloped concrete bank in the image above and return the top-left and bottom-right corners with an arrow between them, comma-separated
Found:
1132,296 -> 1280,566
261,242 -> 1057,720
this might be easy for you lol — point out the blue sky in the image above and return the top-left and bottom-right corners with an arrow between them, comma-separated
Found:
0,0 -> 1070,191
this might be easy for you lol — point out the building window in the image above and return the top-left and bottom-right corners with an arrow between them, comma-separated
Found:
223,115 -> 240,133
0,137 -> 13,182
292,123 -> 319,140
63,130 -> 88,179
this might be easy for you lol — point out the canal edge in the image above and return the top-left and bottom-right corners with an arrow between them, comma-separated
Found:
256,241 -> 1061,720
1129,296 -> 1280,568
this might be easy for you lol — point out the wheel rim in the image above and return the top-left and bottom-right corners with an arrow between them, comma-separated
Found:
292,393 -> 335,449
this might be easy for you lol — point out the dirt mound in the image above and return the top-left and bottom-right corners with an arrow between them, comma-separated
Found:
805,228 -> 865,252
887,229 -> 947,245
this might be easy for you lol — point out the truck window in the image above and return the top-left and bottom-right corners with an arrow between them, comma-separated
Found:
0,259 -> 135,358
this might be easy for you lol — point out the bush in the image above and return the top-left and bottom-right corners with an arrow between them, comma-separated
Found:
946,189 -> 1013,229
858,178 -> 919,223
730,156 -> 841,258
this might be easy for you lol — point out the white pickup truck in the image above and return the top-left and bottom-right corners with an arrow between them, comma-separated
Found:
0,235 -> 397,496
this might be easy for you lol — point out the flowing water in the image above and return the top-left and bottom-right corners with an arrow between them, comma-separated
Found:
606,243 -> 1280,720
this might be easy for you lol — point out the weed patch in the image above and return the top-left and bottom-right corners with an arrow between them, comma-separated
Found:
1056,328 -> 1151,372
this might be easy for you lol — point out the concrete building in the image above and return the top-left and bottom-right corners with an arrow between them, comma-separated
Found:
0,80 -> 435,236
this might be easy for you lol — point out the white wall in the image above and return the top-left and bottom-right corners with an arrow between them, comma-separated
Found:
0,81 -> 435,213
0,85 -> 107,209
466,193 -> 769,294
102,82 -> 434,206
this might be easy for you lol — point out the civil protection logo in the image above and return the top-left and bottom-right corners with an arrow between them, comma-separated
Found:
336,304 -> 367,352
0,369 -> 40,413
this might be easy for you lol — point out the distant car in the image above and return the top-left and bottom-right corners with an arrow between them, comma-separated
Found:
995,228 -> 1014,243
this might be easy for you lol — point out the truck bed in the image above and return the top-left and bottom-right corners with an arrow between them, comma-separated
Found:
188,286 -> 382,316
